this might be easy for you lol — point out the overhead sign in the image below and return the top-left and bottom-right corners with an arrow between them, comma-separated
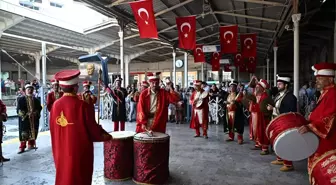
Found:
219,59 -> 230,64
202,45 -> 220,53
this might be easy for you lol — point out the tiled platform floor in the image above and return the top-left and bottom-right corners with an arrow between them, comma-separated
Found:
0,120 -> 309,185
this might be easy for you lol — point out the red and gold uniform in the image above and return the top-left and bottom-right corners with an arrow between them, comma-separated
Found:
300,63 -> 336,185
0,99 -> 9,162
46,79 -> 63,112
250,79 -> 271,153
78,81 -> 97,115
136,72 -> 180,133
226,80 -> 244,144
50,70 -> 111,185
190,80 -> 209,138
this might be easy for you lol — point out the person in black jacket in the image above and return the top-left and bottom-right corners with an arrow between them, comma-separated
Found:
266,74 -> 297,172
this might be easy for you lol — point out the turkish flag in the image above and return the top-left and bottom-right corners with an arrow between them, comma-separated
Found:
224,64 -> 231,72
240,33 -> 257,58
220,25 -> 238,54
193,45 -> 205,63
176,16 -> 196,50
247,56 -> 257,73
130,0 -> 158,39
239,62 -> 248,73
211,52 -> 221,71
234,53 -> 242,67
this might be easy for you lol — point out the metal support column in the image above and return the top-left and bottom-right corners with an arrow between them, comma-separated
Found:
266,58 -> 270,83
201,63 -> 204,81
273,46 -> 278,86
35,55 -> 41,80
0,51 -> 2,100
125,55 -> 129,87
172,49 -> 176,86
40,42 -> 48,131
118,21 -> 125,87
292,13 -> 301,98
184,52 -> 188,88
18,65 -> 21,80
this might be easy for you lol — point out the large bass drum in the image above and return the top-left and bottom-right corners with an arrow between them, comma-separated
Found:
133,132 -> 170,185
266,112 -> 319,161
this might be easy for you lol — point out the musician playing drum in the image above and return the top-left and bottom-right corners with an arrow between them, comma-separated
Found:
136,72 -> 180,133
225,80 -> 244,144
190,80 -> 209,138
46,79 -> 63,112
17,84 -> 42,154
298,63 -> 336,184
267,75 -> 297,172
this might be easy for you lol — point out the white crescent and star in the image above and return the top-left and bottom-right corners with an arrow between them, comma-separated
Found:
236,53 -> 241,61
249,57 -> 255,62
223,31 -> 234,44
195,47 -> 202,56
180,22 -> 191,38
213,52 -> 220,60
244,38 -> 253,49
138,8 -> 149,25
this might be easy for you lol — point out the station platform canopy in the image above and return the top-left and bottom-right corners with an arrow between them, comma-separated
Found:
0,0 -> 333,70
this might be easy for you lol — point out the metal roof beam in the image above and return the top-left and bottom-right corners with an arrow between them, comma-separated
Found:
220,23 -> 276,33
130,41 -> 171,48
0,16 -> 25,32
233,0 -> 287,7
214,11 -> 281,23
49,55 -> 80,65
2,32 -> 90,52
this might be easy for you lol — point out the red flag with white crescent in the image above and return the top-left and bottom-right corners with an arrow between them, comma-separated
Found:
193,45 -> 205,63
211,52 -> 221,71
224,64 -> 231,72
130,0 -> 158,39
220,25 -> 238,54
239,62 -> 248,73
240,33 -> 257,58
247,56 -> 257,73
234,53 -> 242,67
176,16 -> 196,50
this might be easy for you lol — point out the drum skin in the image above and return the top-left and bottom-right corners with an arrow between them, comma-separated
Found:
133,133 -> 170,185
104,134 -> 134,181
311,152 -> 336,185
266,112 -> 308,145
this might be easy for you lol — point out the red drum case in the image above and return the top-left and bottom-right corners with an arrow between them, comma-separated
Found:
133,132 -> 170,185
104,131 -> 135,181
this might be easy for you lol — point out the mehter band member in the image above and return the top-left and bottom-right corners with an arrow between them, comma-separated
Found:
190,80 -> 209,138
298,63 -> 336,184
226,80 -> 245,144
17,84 -> 42,154
47,79 -> 63,112
50,69 -> 112,185
78,81 -> 97,116
136,72 -> 180,133
0,99 -> 8,163
111,77 -> 127,131
267,74 -> 297,171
